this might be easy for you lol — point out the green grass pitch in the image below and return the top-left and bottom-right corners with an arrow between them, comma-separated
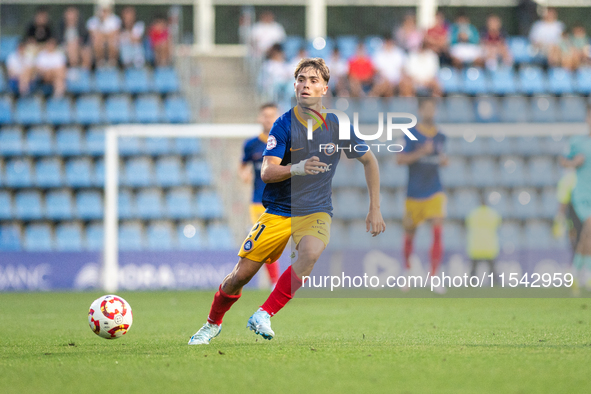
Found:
1,291 -> 590,394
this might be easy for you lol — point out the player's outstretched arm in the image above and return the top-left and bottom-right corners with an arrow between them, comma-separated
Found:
357,151 -> 386,237
396,141 -> 434,165
559,154 -> 585,169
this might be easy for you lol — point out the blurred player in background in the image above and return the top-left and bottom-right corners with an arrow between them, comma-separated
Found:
553,171 -> 581,252
397,98 -> 448,288
466,193 -> 501,278
239,103 -> 281,287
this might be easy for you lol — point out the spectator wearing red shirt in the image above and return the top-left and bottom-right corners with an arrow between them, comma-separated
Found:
424,11 -> 450,63
149,14 -> 172,66
348,44 -> 375,97
481,14 -> 512,70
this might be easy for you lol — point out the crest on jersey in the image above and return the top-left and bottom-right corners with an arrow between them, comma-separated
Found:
244,240 -> 253,251
266,135 -> 277,150
322,143 -> 336,156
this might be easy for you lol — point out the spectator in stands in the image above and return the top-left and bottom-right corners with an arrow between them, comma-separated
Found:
87,5 -> 121,67
58,7 -> 92,69
325,47 -> 348,97
148,14 -> 172,66
347,44 -> 375,97
25,7 -> 53,45
572,24 -> 591,66
35,38 -> 67,97
424,11 -> 450,64
450,12 -> 483,67
250,11 -> 286,58
395,13 -> 424,53
481,14 -> 512,70
400,42 -> 442,97
260,44 -> 291,102
555,25 -> 590,70
529,7 -> 564,58
120,6 -> 146,68
370,35 -> 406,97
6,41 -> 36,96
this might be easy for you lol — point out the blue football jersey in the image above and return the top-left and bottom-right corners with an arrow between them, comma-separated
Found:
403,125 -> 446,199
262,106 -> 366,217
242,134 -> 267,203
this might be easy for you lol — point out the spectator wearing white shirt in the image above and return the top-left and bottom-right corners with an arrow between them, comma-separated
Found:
325,47 -> 348,96
370,35 -> 407,97
529,7 -> 564,55
250,11 -> 286,58
260,44 -> 291,103
87,5 -> 121,67
120,6 -> 145,68
58,7 -> 92,69
35,38 -> 67,97
6,41 -> 36,96
400,42 -> 442,97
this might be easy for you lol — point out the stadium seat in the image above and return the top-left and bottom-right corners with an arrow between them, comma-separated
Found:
144,137 -> 172,155
123,157 -> 153,187
66,158 -> 94,188
177,223 -> 205,250
45,190 -> 73,220
46,97 -> 73,125
462,67 -> 489,95
15,96 -> 43,125
460,135 -> 486,156
166,189 -> 193,219
438,67 -> 462,94
384,96 -> 419,115
66,68 -> 93,94
547,68 -> 574,95
94,159 -> 105,187
487,189 -> 512,218
75,95 -> 103,124
135,95 -> 163,123
380,160 -> 407,189
511,189 -> 539,220
530,96 -> 557,123
470,157 -> 498,187
147,222 -> 174,250
85,127 -> 105,156
0,36 -> 19,63
24,223 -> 53,251
26,126 -> 54,156
118,222 -> 144,250
0,126 -> 23,155
353,97 -> 384,124
0,191 -> 12,220
186,159 -> 212,186
173,137 -> 202,155
0,67 -> 5,93
332,190 -> 367,220
540,188 -> 558,220
118,189 -> 135,219
306,37 -> 333,59
136,189 -> 163,219
487,135 -> 515,156
0,95 -> 14,124
507,36 -> 535,64
5,159 -> 33,188
119,136 -> 143,156
518,66 -> 546,95
514,136 -> 541,157
35,158 -> 63,188
15,191 -> 43,220
474,96 -> 500,123
195,191 -> 223,220
490,67 -> 517,95
95,67 -> 122,94
55,223 -> 83,251
336,35 -> 358,60
448,189 -> 480,219
443,222 -> 465,251
56,126 -> 83,156
207,223 -> 234,250
0,224 -> 22,250
76,191 -> 103,220
574,67 -> 591,95
164,96 -> 190,123
560,96 -> 586,122
283,36 -> 304,60
445,96 -> 475,123
499,221 -> 522,251
500,96 -> 529,123
85,222 -> 104,250
364,36 -> 383,56
499,157 -> 525,187
541,135 -> 567,156
155,157 -> 183,187
154,67 -> 179,93
380,190 -> 405,220
124,67 -> 152,94
524,221 -> 553,250
105,95 -> 134,124
440,157 -> 469,188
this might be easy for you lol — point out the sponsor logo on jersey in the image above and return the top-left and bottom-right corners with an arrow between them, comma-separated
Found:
266,135 -> 277,150
244,240 -> 253,251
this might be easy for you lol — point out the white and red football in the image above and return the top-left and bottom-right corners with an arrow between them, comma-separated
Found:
88,295 -> 133,339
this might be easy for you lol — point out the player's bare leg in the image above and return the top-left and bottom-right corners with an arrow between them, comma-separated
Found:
403,215 -> 416,270
430,217 -> 446,294
573,218 -> 591,293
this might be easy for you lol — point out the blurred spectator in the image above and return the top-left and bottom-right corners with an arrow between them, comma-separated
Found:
395,13 -> 424,53
6,41 -> 36,96
529,7 -> 564,55
553,25 -> 589,70
288,47 -> 308,70
572,25 -> 591,66
87,5 -> 121,67
481,14 -> 512,70
35,38 -> 67,97
120,6 -> 146,68
424,11 -> 450,63
347,44 -> 375,97
260,44 -> 291,102
450,13 -> 483,67
25,7 -> 53,45
325,48 -> 348,97
58,7 -> 92,69
400,42 -> 441,97
148,14 -> 172,66
370,35 -> 406,97
250,11 -> 286,57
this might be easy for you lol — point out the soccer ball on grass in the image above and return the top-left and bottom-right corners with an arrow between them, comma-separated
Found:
88,295 -> 133,339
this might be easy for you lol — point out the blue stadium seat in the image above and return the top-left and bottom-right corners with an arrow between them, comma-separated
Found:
85,222 -> 104,250
434,99 -> 448,123
306,37 -> 333,59
86,127 -> 105,156
135,95 -> 163,123
444,137 -> 463,156
336,35 -> 358,60
0,36 -> 19,63
65,158 -> 93,188
384,96 -> 419,115
530,96 -> 557,123
15,191 -> 43,220
0,224 -> 22,250
66,68 -> 93,94
186,159 -> 212,186
164,96 -> 190,123
95,67 -> 122,94
460,136 -> 486,156
46,97 -> 73,125
124,67 -> 152,94
524,221 -> 553,250
207,223 -> 234,250
380,161 -> 407,189
0,191 -> 12,220
490,67 -> 517,95
560,96 -> 586,122
438,67 -> 462,94
470,157 -> 498,187
195,191 -> 223,220
118,222 -> 144,250
547,68 -> 574,95
166,189 -> 193,219
56,126 -> 83,156
540,188 -> 558,220
124,157 -> 153,187
528,157 -> 556,187
541,135 -> 567,156
364,36 -> 383,56
45,190 -> 73,220
353,97 -> 385,124
499,221 -> 522,251
55,223 -> 83,251
507,36 -> 534,64
0,95 -> 13,124
448,189 -> 479,219
16,96 -> 43,125
518,66 -> 546,95
462,67 -> 489,95
499,157 -> 525,187
487,190 -> 512,218
380,190 -> 405,220
76,191 -> 103,220
177,223 -> 205,250
155,157 -> 183,187
94,159 -> 105,187
147,223 -> 174,250
574,67 -> 591,95
0,67 -> 5,93
75,95 -> 103,124
500,96 -> 529,123
119,137 -> 142,156
136,189 -> 163,219
5,159 -> 33,187
154,67 -> 179,93
445,96 -> 475,123
511,189 -> 538,220
283,36 -> 304,60
118,189 -> 135,219
105,95 -> 134,124
474,96 -> 500,122
35,158 -> 63,188
332,190 -> 367,220
26,126 -> 54,156
440,157 -> 469,188
144,137 -> 171,155
0,126 -> 23,155
514,136 -> 542,157
24,223 -> 53,251
443,222 -> 465,251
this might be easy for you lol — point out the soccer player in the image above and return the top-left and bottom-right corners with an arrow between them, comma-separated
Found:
239,103 -> 281,286
188,58 -> 386,345
396,97 -> 448,286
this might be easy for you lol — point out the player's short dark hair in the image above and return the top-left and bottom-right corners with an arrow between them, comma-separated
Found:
293,57 -> 330,84
259,103 -> 277,112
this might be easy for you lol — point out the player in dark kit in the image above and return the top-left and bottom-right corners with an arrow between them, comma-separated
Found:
189,58 -> 386,345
